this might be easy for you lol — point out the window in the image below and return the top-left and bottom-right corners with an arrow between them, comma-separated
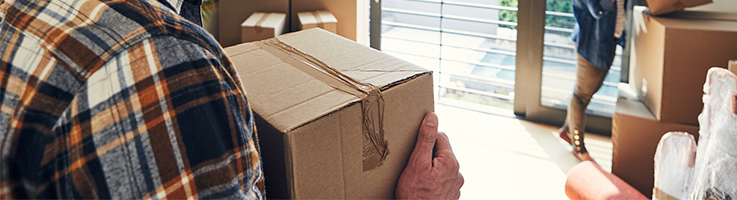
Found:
373,0 -> 624,133
380,0 -> 519,114
541,0 -> 621,117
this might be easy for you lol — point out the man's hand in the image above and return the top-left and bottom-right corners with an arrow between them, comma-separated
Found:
396,112 -> 464,199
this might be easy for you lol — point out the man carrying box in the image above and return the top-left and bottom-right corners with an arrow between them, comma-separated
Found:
0,0 -> 463,199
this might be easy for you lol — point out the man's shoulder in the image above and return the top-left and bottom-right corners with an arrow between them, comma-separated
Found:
1,0 -> 220,78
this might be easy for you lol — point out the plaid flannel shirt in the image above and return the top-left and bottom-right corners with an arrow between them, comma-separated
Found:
0,0 -> 264,198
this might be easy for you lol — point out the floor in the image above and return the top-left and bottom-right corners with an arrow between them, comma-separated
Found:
435,104 -> 613,200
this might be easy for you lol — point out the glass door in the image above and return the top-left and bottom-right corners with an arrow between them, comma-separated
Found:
512,0 -> 620,135
540,0 -> 621,118
379,0 -> 519,115
372,0 -> 620,134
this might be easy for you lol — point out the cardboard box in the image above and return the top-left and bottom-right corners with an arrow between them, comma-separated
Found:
630,6 -> 737,125
611,84 -> 699,197
291,0 -> 362,42
298,10 -> 338,33
224,29 -> 434,199
729,60 -> 737,75
241,12 -> 287,43
646,0 -> 712,15
656,9 -> 737,21
218,0 -> 289,47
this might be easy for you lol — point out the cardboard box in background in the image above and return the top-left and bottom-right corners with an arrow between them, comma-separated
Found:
298,11 -> 338,33
241,12 -> 287,43
291,0 -> 361,42
729,60 -> 737,75
611,84 -> 699,198
224,29 -> 434,199
218,0 -> 288,47
630,6 -> 737,125
646,0 -> 712,15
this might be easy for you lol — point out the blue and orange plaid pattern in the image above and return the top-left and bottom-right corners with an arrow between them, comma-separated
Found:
0,0 -> 264,198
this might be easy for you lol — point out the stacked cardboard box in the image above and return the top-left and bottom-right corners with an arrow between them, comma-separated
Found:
613,6 -> 737,197
611,84 -> 699,197
224,29 -> 434,199
630,6 -> 737,125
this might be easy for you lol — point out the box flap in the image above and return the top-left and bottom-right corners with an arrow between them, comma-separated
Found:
227,29 -> 430,132
241,12 -> 287,29
298,11 -> 338,25
651,14 -> 737,32
277,29 -> 426,88
646,0 -> 712,15
660,9 -> 737,21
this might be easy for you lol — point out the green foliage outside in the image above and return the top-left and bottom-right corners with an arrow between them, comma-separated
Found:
202,0 -> 218,21
499,0 -> 577,31
499,0 -> 518,29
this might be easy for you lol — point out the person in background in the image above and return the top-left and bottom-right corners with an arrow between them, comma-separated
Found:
559,0 -> 626,162
0,0 -> 463,198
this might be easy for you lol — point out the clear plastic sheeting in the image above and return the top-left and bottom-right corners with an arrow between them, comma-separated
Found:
653,132 -> 697,200
690,68 -> 737,200
653,68 -> 737,200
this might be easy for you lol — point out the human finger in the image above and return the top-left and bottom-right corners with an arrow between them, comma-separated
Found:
435,132 -> 455,156
409,112 -> 439,166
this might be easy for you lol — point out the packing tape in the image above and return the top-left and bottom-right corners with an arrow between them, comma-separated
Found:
653,187 -> 679,200
256,38 -> 389,172
732,92 -> 737,115
705,68 -> 737,115
312,11 -> 324,29
255,13 -> 271,28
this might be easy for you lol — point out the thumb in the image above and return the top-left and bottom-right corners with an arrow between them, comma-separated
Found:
409,112 -> 439,167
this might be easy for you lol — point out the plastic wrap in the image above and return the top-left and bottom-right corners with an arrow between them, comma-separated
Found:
653,132 -> 697,200
652,68 -> 737,200
689,68 -> 737,200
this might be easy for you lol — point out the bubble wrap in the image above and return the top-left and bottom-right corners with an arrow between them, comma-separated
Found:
652,68 -> 737,200
653,132 -> 697,200
689,68 -> 737,200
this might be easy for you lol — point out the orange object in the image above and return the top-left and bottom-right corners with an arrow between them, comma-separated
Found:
565,161 -> 649,200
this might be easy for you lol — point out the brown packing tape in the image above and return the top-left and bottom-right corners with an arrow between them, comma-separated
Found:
684,141 -> 696,168
653,187 -> 679,200
255,38 -> 390,171
312,11 -> 324,29
732,92 -> 737,115
729,60 -> 737,76
255,13 -> 272,28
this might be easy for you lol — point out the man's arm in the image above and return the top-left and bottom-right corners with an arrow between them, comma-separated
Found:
396,112 -> 464,199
